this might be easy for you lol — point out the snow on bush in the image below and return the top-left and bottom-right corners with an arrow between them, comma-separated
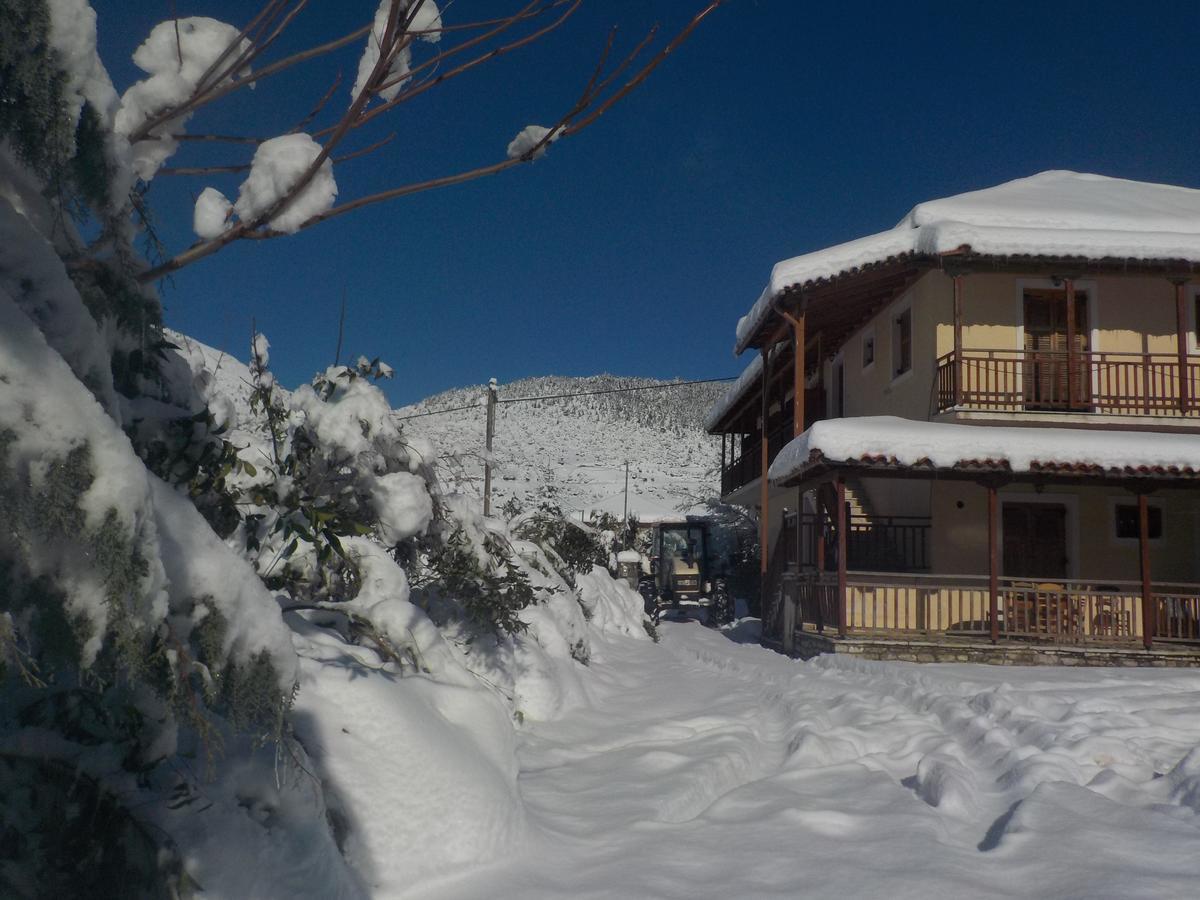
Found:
1,3 -> 666,891
234,133 -> 337,234
577,565 -> 651,640
373,471 -> 434,544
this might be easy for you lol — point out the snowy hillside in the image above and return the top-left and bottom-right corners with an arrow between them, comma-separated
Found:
399,375 -> 726,521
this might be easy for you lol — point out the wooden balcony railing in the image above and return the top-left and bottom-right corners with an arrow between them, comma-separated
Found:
719,420 -> 797,496
936,349 -> 1200,416
789,571 -> 1200,647
721,441 -> 761,495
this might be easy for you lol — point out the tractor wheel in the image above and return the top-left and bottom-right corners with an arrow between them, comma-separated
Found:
712,581 -> 734,626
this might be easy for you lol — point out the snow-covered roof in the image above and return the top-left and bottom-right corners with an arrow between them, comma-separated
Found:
703,353 -> 762,432
736,171 -> 1200,353
768,416 -> 1200,485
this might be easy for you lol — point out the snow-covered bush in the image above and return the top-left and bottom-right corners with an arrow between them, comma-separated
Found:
0,0 -> 708,891
513,503 -> 609,587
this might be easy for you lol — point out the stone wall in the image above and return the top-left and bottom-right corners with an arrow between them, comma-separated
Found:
793,632 -> 1200,667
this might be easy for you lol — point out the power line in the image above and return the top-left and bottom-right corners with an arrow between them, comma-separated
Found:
394,401 -> 479,420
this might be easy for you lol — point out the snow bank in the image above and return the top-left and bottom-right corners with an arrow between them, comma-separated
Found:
418,624 -> 1200,898
737,171 -> 1200,351
289,616 -> 524,891
233,134 -> 337,234
577,565 -> 651,640
769,415 -> 1200,484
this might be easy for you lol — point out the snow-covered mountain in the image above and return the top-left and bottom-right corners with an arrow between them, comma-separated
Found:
397,375 -> 726,521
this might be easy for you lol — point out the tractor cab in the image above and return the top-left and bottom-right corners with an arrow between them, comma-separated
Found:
636,518 -> 732,624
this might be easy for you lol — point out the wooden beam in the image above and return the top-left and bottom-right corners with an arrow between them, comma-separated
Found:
953,274 -> 964,408
1139,492 -> 1154,650
1176,280 -> 1190,414
836,476 -> 847,638
1065,278 -> 1078,407
793,312 -> 806,436
760,345 -> 770,577
988,483 -> 999,644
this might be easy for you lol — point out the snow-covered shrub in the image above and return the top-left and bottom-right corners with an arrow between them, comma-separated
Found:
415,529 -> 537,637
513,503 -> 608,587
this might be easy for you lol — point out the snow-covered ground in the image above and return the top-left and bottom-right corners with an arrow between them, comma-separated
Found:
411,621 -> 1200,899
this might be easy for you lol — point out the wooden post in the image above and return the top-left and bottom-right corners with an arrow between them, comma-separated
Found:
759,346 -> 771,578
953,274 -> 964,408
1065,278 -> 1078,407
482,378 -> 497,517
814,490 -> 826,633
793,313 -> 806,436
1139,492 -> 1154,650
988,483 -> 999,644
1175,281 -> 1190,414
836,476 -> 847,638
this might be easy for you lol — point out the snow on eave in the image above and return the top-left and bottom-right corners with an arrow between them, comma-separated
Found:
703,353 -> 762,433
734,171 -> 1200,355
768,416 -> 1200,486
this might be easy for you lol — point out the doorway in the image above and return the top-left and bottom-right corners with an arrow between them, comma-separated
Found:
1002,501 -> 1069,579
1023,288 -> 1091,411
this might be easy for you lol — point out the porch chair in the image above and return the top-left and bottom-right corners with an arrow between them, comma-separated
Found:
1090,586 -> 1132,639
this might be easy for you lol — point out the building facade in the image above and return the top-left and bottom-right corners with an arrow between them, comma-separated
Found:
706,172 -> 1200,662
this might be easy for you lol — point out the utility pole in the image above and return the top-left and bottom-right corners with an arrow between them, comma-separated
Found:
622,460 -> 630,526
483,377 -> 498,517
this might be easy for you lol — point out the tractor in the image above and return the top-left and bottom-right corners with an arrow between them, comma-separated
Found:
635,518 -> 733,626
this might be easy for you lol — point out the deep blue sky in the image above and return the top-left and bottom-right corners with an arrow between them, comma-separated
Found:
92,1 -> 1200,405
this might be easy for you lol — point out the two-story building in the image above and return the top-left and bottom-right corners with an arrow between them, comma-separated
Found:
707,171 -> 1200,664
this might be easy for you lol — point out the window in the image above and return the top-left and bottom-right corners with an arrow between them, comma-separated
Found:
893,307 -> 912,377
862,330 -> 875,369
1114,503 -> 1163,540
832,359 -> 845,418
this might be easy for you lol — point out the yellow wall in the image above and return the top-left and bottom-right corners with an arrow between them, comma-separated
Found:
945,273 -> 1187,355
929,481 -> 1200,583
829,270 -> 1197,421
833,270 -> 951,422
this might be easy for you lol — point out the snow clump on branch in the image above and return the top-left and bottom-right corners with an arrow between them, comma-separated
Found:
234,134 -> 337,234
352,0 -> 443,103
193,186 -> 233,239
506,125 -> 558,161
115,17 -> 253,181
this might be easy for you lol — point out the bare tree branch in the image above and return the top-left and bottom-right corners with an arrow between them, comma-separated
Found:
134,1 -> 725,283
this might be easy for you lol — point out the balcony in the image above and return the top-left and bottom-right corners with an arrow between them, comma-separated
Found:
936,349 -> 1200,417
719,419 -> 796,496
781,571 -> 1200,648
